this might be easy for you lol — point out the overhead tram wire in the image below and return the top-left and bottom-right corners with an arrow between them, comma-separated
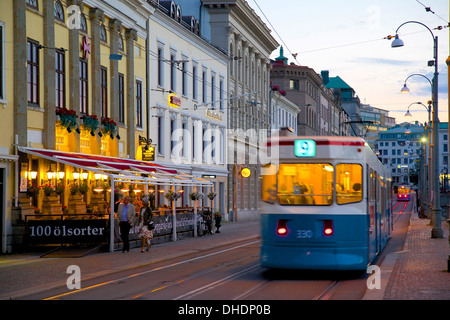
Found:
252,0 -> 300,64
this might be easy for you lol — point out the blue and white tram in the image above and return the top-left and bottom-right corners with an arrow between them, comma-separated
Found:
260,136 -> 392,271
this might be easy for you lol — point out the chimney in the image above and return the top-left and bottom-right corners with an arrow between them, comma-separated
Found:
321,70 -> 329,85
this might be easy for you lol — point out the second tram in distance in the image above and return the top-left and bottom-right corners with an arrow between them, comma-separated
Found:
260,136 -> 392,271
396,185 -> 411,201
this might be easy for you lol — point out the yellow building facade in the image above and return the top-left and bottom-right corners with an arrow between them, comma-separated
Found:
0,0 -> 152,253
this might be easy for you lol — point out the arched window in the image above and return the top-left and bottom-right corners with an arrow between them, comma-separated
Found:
80,13 -> 87,33
118,34 -> 124,51
26,0 -> 38,10
100,24 -> 107,43
54,1 -> 64,21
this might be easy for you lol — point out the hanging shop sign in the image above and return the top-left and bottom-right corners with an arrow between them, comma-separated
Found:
142,146 -> 155,161
82,35 -> 91,59
206,109 -> 222,122
168,93 -> 182,108
241,167 -> 251,178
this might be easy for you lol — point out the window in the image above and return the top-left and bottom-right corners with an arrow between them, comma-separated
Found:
219,79 -> 224,111
336,164 -> 362,204
26,0 -> 38,9
157,115 -> 164,154
170,54 -> 176,92
0,23 -> 5,101
79,59 -> 88,114
202,70 -> 207,103
118,73 -> 124,123
118,34 -> 124,51
192,64 -> 197,100
27,39 -> 40,105
136,80 -> 142,127
211,74 -> 216,108
157,47 -> 163,87
54,1 -> 64,22
100,24 -> 107,43
264,163 -> 334,206
170,117 -> 176,155
182,60 -> 187,96
290,79 -> 299,90
181,121 -> 186,157
100,67 -> 107,118
55,50 -> 65,108
80,14 -> 87,33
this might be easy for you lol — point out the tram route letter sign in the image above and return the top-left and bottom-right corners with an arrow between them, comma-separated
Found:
294,139 -> 316,157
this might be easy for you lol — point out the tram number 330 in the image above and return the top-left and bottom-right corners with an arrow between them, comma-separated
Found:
297,230 -> 313,238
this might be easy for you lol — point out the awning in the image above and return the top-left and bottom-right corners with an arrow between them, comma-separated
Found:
18,146 -> 213,252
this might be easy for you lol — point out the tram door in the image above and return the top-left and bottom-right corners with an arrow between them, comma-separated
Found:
367,167 -> 377,262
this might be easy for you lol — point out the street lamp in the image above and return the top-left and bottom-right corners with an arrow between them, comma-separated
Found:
404,101 -> 431,217
389,20 -> 443,238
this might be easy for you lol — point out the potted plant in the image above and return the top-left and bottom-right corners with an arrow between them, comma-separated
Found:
55,107 -> 78,133
165,190 -> 181,202
189,191 -> 204,201
69,183 -> 79,195
214,211 -> 222,233
55,183 -> 65,195
80,113 -> 99,136
79,182 -> 89,195
101,116 -> 117,139
27,183 -> 40,197
207,192 -> 217,200
41,184 -> 55,197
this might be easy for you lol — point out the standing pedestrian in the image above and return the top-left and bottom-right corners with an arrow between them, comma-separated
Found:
117,196 -> 135,252
138,197 -> 153,252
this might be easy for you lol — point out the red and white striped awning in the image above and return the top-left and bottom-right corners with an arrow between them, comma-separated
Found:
18,146 -> 211,186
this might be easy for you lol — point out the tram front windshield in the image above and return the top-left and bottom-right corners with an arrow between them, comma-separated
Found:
262,163 -> 363,206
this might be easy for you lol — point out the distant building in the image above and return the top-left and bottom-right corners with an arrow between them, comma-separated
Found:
322,70 -> 363,137
376,121 -> 449,189
360,104 -> 396,149
269,47 -> 350,137
376,122 -> 425,186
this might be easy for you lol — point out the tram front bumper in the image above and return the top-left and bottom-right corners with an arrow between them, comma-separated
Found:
260,245 -> 367,271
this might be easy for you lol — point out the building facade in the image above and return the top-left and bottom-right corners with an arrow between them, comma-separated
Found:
202,0 -> 278,221
146,0 -> 229,214
360,104 -> 396,149
270,89 -> 299,135
0,0 -> 156,253
270,48 -> 322,136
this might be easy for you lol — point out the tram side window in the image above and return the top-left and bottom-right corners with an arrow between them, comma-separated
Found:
262,164 -> 277,204
336,163 -> 363,204
277,163 -> 334,206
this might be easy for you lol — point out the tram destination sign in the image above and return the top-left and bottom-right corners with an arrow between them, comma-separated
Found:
294,139 -> 316,157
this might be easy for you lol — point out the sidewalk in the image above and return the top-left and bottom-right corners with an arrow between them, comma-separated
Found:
0,220 -> 261,300
363,211 -> 450,300
1,214 -> 449,300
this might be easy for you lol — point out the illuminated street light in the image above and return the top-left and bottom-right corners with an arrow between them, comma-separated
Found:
389,20 -> 443,238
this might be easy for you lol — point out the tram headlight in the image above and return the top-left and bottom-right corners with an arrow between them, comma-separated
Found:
276,220 -> 288,236
323,220 -> 333,236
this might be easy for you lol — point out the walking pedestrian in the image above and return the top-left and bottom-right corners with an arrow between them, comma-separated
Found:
138,197 -> 153,252
117,196 -> 135,252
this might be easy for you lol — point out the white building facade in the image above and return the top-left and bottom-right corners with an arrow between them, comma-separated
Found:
147,0 -> 229,213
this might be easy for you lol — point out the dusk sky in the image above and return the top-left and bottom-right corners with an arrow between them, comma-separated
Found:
248,0 -> 449,125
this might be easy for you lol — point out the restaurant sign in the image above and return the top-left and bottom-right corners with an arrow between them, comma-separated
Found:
142,146 -> 155,161
168,93 -> 182,108
25,218 -> 108,244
